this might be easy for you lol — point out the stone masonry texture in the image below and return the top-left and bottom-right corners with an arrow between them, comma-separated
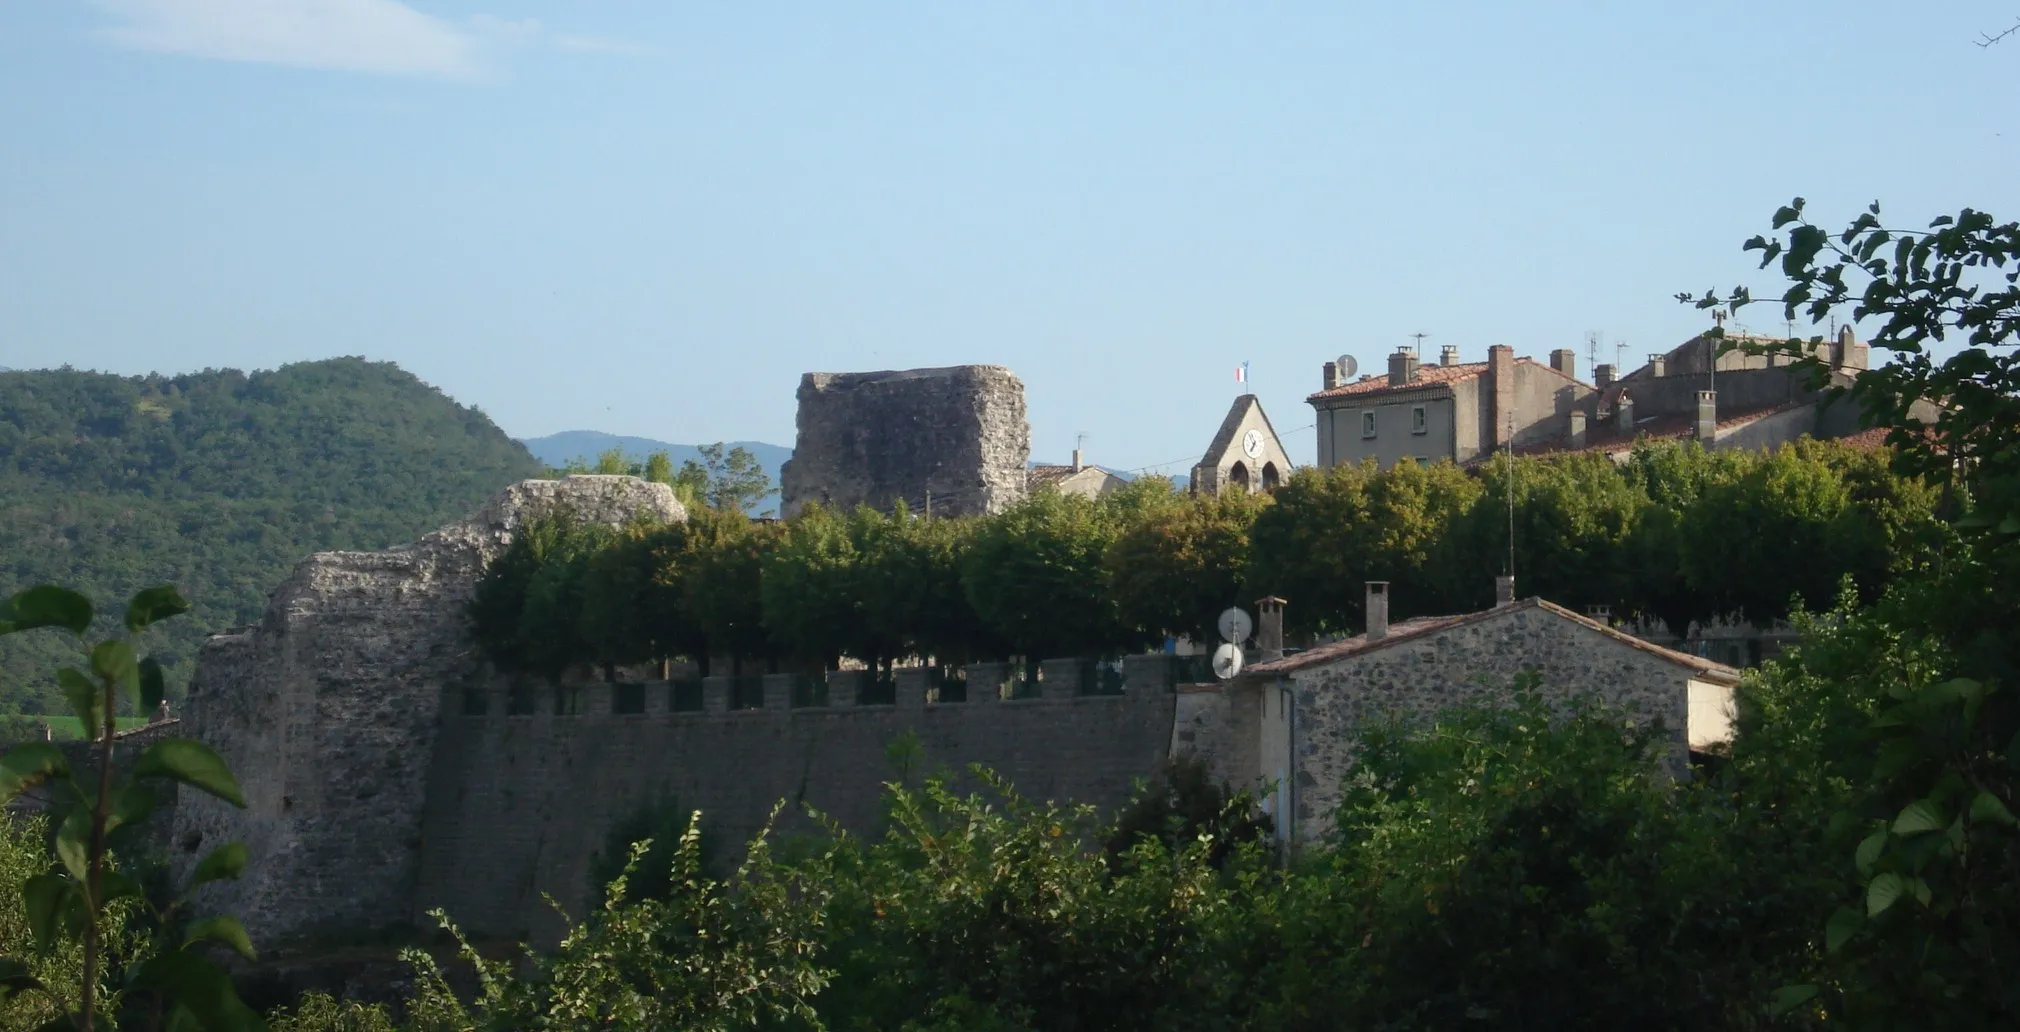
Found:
418,677 -> 1175,942
1279,604 -> 1698,845
172,476 -> 687,948
173,470 -> 1178,948
778,365 -> 1030,518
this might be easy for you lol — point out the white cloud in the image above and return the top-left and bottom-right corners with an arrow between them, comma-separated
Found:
93,0 -> 483,78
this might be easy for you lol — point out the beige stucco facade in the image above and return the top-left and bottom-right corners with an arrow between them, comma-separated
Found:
1310,348 -> 1593,471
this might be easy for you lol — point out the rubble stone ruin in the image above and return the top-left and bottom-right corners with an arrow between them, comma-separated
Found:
778,365 -> 1029,518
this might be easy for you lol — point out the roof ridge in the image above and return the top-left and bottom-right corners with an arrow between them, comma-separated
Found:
1244,596 -> 1741,684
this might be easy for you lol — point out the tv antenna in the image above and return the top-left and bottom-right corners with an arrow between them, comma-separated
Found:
1504,410 -> 1517,582
1408,332 -> 1430,355
1586,331 -> 1602,377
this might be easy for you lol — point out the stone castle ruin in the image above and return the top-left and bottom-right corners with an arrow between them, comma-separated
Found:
778,365 -> 1029,518
162,363 -> 1738,953
172,473 -> 1176,947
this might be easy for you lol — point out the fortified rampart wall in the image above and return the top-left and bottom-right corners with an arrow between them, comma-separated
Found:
416,658 -> 1181,941
172,476 -> 688,948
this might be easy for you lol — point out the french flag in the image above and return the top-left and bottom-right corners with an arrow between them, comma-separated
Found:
1235,361 -> 1249,383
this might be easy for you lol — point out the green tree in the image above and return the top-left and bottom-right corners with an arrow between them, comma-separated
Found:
697,443 -> 776,515
578,522 -> 667,675
1678,444 -> 1865,625
686,512 -> 782,673
1248,460 -> 1479,634
470,510 -> 608,674
759,504 -> 862,670
1618,441 -> 1755,636
633,506 -> 749,676
1106,490 -> 1263,644
961,492 -> 1128,659
1686,199 -> 2020,1026
1245,463 -> 1377,635
1441,453 -> 1640,616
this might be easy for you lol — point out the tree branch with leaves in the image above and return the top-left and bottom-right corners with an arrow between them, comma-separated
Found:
0,586 -> 261,1032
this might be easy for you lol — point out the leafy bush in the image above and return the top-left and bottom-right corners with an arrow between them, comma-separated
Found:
397,810 -> 828,1032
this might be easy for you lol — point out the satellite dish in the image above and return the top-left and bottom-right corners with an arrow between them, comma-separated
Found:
1212,642 -> 1245,680
1336,354 -> 1358,379
1217,606 -> 1254,644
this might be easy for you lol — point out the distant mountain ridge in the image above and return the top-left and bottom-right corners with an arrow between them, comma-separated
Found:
519,431 -> 791,484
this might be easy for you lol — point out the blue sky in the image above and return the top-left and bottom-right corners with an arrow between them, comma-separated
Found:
3,2 -> 2016,473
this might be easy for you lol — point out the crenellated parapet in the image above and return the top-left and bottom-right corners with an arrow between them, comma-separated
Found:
415,654 -> 1181,941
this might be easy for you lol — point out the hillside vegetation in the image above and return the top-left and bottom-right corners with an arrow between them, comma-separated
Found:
0,358 -> 545,713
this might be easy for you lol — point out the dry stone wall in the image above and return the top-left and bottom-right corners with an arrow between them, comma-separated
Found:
172,476 -> 686,948
778,365 -> 1029,518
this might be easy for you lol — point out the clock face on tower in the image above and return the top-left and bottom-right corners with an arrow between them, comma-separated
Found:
1241,428 -> 1264,459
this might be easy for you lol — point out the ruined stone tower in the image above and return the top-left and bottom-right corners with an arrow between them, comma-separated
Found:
778,365 -> 1029,519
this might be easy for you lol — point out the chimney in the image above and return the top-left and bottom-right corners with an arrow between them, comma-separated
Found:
1071,448 -> 1084,473
1550,348 -> 1576,379
1568,410 -> 1587,449
1489,345 -> 1515,450
1838,326 -> 1868,370
1594,363 -> 1615,388
1257,596 -> 1286,661
1440,344 -> 1460,367
1323,360 -> 1340,390
1585,603 -> 1612,625
1616,392 -> 1636,434
1365,582 -> 1389,641
1648,353 -> 1667,378
1696,390 -> 1717,444
1387,347 -> 1420,387
1494,575 -> 1516,608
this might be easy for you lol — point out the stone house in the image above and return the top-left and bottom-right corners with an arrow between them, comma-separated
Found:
1307,344 -> 1594,470
1192,395 -> 1294,495
1183,580 -> 1740,847
1028,448 -> 1129,499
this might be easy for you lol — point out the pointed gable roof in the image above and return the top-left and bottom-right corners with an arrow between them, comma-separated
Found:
1242,597 -> 1741,685
1198,395 -> 1288,467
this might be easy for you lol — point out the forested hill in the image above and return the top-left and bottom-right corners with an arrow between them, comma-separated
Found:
0,358 -> 545,712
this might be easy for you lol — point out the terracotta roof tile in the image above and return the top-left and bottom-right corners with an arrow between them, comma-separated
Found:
1307,362 -> 1488,402
1242,597 -> 1741,685
1306,356 -> 1589,404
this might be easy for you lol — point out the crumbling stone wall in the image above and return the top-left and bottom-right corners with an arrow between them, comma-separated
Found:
172,476 -> 685,948
778,365 -> 1029,518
